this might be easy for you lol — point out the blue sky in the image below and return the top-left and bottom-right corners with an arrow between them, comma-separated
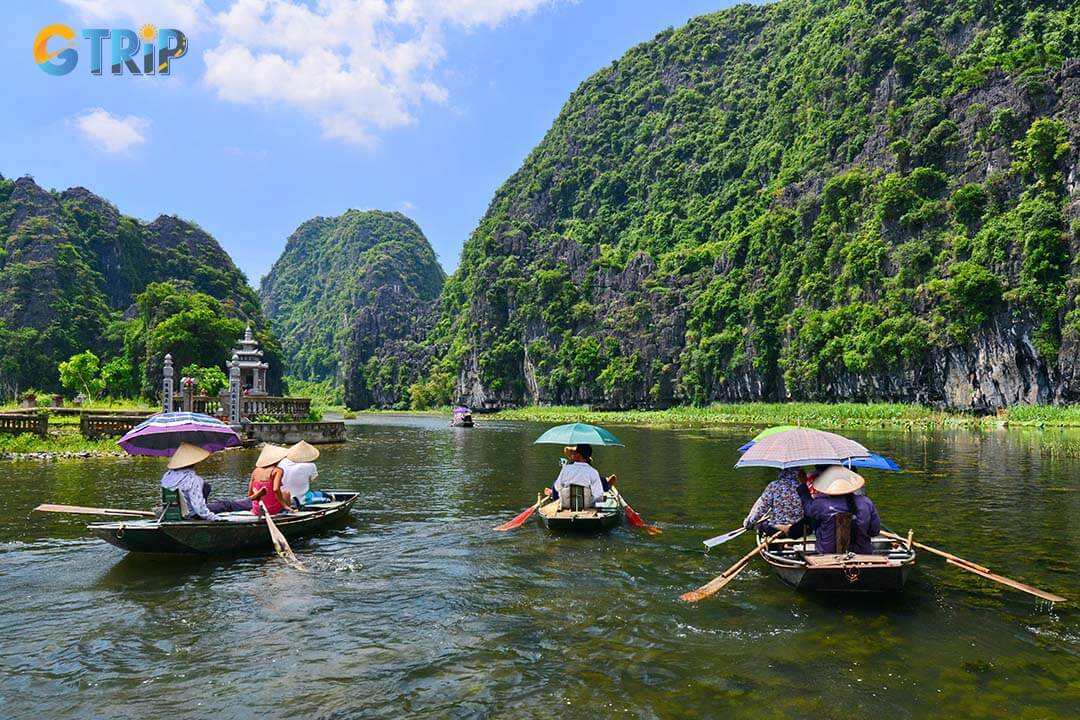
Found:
1,0 -> 735,285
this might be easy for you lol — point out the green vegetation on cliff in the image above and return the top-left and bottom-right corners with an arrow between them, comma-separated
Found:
427,0 -> 1080,411
0,175 -> 278,398
260,209 -> 445,407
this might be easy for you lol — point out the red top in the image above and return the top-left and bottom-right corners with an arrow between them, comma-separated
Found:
250,466 -> 285,516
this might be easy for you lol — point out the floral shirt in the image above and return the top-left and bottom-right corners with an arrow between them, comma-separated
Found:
744,469 -> 805,526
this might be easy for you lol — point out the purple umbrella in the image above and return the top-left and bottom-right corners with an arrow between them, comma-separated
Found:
118,412 -> 240,457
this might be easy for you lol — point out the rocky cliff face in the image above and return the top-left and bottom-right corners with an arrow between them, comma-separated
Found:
259,210 -> 445,407
431,0 -> 1080,411
0,174 -> 271,394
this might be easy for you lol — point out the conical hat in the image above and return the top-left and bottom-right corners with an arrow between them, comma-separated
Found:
287,440 -> 320,462
168,442 -> 211,469
812,465 -> 865,495
255,444 -> 289,467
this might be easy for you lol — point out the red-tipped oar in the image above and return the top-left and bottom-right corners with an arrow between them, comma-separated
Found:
611,488 -> 662,535
494,494 -> 543,531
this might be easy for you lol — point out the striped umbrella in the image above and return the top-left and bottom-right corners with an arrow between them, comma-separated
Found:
738,425 -> 900,471
734,427 -> 869,469
118,412 -> 240,457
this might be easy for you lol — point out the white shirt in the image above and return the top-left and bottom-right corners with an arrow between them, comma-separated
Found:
553,462 -> 605,505
279,458 -> 318,502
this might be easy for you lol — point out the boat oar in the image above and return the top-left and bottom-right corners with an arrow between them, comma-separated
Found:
258,498 -> 306,572
611,488 -> 662,535
681,531 -> 783,603
494,494 -> 543,531
880,530 -> 1065,603
702,513 -> 771,551
32,503 -> 155,518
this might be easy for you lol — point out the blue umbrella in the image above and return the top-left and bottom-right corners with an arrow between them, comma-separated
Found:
533,422 -> 625,447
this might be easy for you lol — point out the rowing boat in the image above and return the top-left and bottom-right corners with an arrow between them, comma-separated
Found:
87,491 -> 359,554
536,491 -> 621,532
759,534 -> 917,592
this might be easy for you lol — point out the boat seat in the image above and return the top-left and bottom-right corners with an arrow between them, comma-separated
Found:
561,484 -> 594,511
805,553 -> 893,567
833,512 -> 853,554
161,487 -> 191,521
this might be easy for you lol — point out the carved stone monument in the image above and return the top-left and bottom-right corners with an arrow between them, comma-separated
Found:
229,325 -> 270,396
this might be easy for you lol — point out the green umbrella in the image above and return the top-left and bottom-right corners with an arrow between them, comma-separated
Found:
533,422 -> 625,447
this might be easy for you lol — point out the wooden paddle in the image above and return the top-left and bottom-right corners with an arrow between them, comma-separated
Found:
33,503 -> 156,518
258,499 -> 306,572
681,531 -> 783,602
880,530 -> 1066,603
494,494 -> 543,531
611,487 -> 662,535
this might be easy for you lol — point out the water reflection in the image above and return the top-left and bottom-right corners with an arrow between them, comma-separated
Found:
0,415 -> 1076,718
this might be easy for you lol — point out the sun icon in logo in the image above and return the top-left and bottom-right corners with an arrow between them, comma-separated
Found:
139,24 -> 157,42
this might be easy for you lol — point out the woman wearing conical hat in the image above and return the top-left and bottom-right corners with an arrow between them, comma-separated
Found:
248,444 -> 291,516
279,441 -> 324,508
160,442 -> 251,521
805,466 -> 881,554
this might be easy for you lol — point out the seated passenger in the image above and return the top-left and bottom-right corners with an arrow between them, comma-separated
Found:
806,466 -> 881,554
160,442 -> 250,521
545,444 -> 605,508
544,444 -> 616,501
248,444 -> 292,516
743,467 -> 806,537
280,440 -> 326,507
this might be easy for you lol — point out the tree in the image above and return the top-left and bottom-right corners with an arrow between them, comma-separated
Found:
58,351 -> 104,399
180,363 -> 228,396
100,356 -> 138,398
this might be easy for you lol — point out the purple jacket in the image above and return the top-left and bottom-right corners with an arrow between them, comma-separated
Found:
807,494 -> 880,554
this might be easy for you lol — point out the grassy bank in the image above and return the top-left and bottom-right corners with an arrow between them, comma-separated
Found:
484,402 -> 1080,429
0,429 -> 122,457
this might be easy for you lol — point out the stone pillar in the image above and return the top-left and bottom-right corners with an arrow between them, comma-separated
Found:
228,354 -> 241,424
181,377 -> 194,412
162,354 -> 174,413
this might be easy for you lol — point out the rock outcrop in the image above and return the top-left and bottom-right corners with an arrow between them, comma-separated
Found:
428,0 -> 1080,411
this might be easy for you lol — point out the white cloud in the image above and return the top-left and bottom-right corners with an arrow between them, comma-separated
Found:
202,0 -> 557,146
73,108 -> 149,152
59,0 -> 210,30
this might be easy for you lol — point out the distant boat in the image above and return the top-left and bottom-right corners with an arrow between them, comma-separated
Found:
451,406 -> 474,427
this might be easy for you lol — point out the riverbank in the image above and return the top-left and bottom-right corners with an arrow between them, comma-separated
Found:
0,432 -> 123,460
470,402 -> 1080,429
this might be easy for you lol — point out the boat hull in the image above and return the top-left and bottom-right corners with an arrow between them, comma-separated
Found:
88,491 -> 358,555
537,495 -> 621,533
761,538 -> 916,593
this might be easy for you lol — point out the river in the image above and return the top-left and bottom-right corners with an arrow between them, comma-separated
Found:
1,415 -> 1077,719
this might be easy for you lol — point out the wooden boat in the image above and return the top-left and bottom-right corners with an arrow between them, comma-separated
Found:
760,534 -> 916,592
87,491 -> 359,555
536,491 -> 621,532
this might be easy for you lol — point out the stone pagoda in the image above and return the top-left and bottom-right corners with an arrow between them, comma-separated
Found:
231,325 -> 270,395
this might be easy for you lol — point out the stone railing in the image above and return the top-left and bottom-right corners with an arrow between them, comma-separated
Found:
50,407 -> 157,417
241,396 -> 311,420
187,395 -> 310,421
247,421 -> 346,445
80,414 -> 152,439
0,413 -> 48,437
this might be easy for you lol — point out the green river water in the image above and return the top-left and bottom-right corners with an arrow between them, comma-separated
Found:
0,415 -> 1077,719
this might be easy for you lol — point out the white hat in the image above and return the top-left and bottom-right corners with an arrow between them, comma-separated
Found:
287,440 -> 320,463
812,465 -> 865,495
255,444 -> 289,468
167,442 -> 211,470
